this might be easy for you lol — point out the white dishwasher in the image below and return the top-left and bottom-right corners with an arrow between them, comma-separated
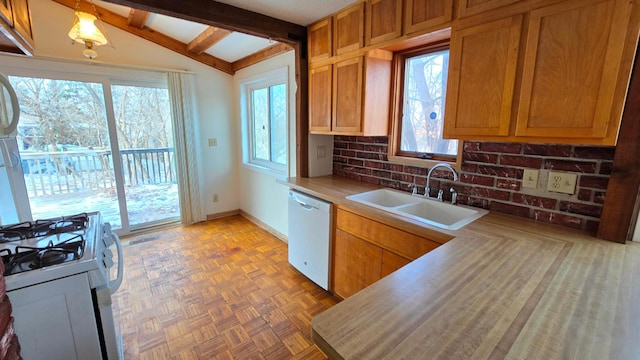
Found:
288,190 -> 331,290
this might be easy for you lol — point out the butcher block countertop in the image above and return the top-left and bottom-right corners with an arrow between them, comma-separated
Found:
278,176 -> 640,360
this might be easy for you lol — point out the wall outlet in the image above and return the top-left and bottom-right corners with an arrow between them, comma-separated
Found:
522,169 -> 539,189
212,193 -> 219,202
208,138 -> 218,147
547,171 -> 577,194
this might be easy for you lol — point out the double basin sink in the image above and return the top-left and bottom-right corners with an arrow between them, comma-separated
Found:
346,188 -> 488,230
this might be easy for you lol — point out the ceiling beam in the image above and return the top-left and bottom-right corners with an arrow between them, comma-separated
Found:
232,43 -> 292,72
187,26 -> 231,55
127,9 -> 150,28
51,0 -> 235,75
101,0 -> 307,46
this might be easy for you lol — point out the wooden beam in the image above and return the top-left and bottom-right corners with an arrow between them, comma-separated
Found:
232,43 -> 292,72
597,46 -> 640,243
187,26 -> 231,54
101,0 -> 307,46
295,42 -> 309,178
51,0 -> 235,75
127,9 -> 150,29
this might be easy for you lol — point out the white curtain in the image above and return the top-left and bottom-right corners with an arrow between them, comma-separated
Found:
168,72 -> 203,224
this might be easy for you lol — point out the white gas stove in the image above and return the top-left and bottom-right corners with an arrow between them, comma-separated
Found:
0,212 -> 123,360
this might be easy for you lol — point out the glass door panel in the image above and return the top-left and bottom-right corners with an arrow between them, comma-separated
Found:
9,76 -> 122,227
110,84 -> 179,228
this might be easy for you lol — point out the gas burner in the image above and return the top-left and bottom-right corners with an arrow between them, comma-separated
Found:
1,234 -> 85,276
0,213 -> 89,241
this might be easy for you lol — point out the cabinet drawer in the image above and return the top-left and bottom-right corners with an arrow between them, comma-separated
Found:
336,208 -> 440,260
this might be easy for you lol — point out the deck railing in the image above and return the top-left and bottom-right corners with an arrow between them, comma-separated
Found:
20,148 -> 176,197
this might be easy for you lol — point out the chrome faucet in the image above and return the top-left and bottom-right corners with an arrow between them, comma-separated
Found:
426,163 -> 459,204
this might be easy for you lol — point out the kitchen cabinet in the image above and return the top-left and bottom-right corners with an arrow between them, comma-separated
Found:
366,0 -> 403,46
458,0 -> 522,18
334,229 -> 383,299
444,15 -> 523,137
309,50 -> 392,135
308,17 -> 332,62
0,0 -> 33,55
334,2 -> 365,55
309,65 -> 332,132
444,0 -> 637,145
404,0 -> 453,35
333,207 -> 441,298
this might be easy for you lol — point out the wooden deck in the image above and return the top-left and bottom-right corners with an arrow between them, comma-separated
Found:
115,215 -> 339,359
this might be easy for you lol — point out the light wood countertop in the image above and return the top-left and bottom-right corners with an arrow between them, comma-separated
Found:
278,176 -> 640,360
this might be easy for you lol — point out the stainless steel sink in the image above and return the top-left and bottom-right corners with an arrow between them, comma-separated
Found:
346,188 -> 488,230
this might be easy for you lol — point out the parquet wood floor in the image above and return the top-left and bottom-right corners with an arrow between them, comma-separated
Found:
114,215 -> 340,359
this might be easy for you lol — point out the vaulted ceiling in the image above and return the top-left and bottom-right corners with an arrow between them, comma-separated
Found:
51,0 -> 359,75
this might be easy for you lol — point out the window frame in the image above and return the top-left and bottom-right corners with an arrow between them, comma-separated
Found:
388,40 -> 463,168
240,66 -> 289,175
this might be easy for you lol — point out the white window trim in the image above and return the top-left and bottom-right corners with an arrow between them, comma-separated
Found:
239,66 -> 289,176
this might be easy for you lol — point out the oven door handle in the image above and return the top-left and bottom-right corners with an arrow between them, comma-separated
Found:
109,232 -> 124,295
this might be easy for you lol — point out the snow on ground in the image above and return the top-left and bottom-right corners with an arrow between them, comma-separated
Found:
30,184 -> 180,228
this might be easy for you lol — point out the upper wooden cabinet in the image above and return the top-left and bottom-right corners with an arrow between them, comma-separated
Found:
445,0 -> 638,145
366,0 -> 403,46
308,17 -> 332,62
334,2 -> 365,55
0,0 -> 33,55
309,50 -> 392,136
404,0 -> 453,35
309,65 -> 333,132
515,0 -> 632,140
458,0 -> 522,18
445,15 -> 523,137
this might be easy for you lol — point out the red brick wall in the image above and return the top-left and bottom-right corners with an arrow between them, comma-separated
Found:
0,263 -> 20,360
333,136 -> 614,232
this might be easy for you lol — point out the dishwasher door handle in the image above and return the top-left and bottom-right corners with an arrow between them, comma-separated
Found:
290,193 -> 318,211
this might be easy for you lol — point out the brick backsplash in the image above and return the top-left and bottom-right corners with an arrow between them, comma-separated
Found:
333,136 -> 615,232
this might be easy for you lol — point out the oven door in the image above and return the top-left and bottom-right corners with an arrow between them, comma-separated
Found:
8,273 -> 103,360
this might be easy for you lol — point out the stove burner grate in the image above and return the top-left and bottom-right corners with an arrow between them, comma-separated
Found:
1,234 -> 85,276
0,213 -> 89,242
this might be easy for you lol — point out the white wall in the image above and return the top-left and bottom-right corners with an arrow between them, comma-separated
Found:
4,0 -> 239,219
633,213 -> 640,242
235,51 -> 297,238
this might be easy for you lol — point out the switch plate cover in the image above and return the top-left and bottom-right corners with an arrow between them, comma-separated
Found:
547,171 -> 577,194
522,169 -> 539,189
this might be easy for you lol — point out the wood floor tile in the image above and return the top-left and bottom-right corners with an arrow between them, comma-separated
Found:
115,215 -> 340,359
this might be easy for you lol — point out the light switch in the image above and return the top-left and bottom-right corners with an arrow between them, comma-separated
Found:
317,146 -> 326,159
208,138 -> 218,147
522,169 -> 539,189
547,171 -> 577,194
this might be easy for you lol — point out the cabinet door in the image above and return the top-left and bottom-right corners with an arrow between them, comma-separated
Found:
333,56 -> 363,133
458,0 -> 521,18
309,65 -> 333,133
404,0 -> 453,35
334,229 -> 383,299
334,2 -> 364,55
444,15 -> 522,138
381,250 -> 410,277
308,17 -> 332,62
366,0 -> 402,46
515,0 -> 631,139
0,0 -> 11,25
10,0 -> 32,46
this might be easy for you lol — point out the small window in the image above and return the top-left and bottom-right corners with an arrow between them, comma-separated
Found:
390,44 -> 460,166
242,67 -> 288,174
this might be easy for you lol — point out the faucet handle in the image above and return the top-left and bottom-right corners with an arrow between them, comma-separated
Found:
437,189 -> 444,201
408,183 -> 418,195
450,187 -> 458,205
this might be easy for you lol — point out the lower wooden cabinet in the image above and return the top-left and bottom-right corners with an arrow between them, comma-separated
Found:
334,229 -> 383,299
332,207 -> 443,299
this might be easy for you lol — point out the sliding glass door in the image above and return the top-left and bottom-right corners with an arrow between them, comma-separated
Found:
8,75 -> 180,232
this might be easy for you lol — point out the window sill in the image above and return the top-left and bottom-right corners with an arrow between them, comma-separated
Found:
388,151 -> 462,170
241,162 -> 287,178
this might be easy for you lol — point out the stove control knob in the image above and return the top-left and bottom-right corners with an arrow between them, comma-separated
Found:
103,256 -> 114,268
103,234 -> 114,247
103,248 -> 113,259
